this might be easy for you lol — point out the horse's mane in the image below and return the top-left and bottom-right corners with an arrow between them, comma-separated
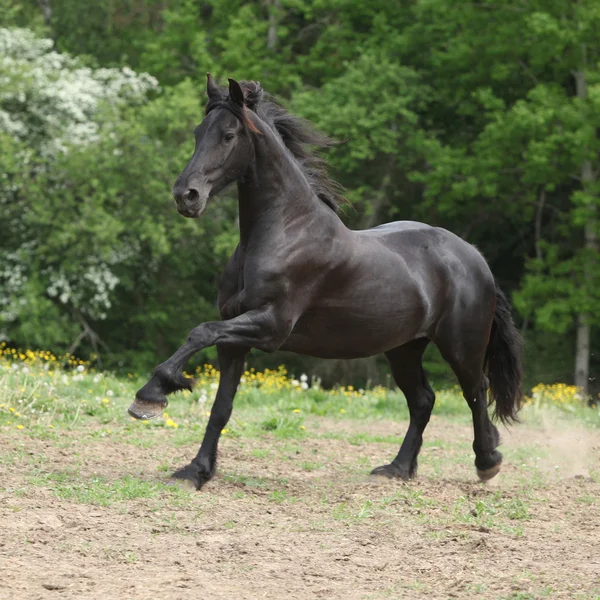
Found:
206,80 -> 345,212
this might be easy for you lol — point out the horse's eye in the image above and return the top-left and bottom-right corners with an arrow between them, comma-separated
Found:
224,133 -> 235,142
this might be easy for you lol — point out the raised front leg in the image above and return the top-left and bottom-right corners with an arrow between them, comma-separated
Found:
128,305 -> 295,419
171,346 -> 247,490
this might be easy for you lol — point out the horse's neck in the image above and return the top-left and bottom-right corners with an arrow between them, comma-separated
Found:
237,129 -> 327,247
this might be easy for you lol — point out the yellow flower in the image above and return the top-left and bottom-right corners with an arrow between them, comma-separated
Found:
165,418 -> 178,429
299,425 -> 306,430
221,428 -> 229,434
293,408 -> 301,413
340,408 -> 346,414
16,424 -> 24,430
102,398 -> 109,403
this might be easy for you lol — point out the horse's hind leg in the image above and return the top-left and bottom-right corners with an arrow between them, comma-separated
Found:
371,338 -> 435,480
436,338 -> 502,481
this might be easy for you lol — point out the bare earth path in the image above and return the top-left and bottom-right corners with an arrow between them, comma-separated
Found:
1,416 -> 599,600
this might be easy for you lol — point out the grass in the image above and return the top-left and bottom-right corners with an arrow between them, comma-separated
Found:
2,349 -> 600,557
2,346 -> 599,437
1,349 -> 599,498
24,471 -> 193,506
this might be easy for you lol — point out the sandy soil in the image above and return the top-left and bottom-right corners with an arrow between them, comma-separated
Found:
1,417 -> 599,600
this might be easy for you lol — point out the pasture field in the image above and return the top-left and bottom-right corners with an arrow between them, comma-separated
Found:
1,350 -> 599,600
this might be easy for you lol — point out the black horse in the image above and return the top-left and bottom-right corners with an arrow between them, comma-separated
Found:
129,75 -> 523,490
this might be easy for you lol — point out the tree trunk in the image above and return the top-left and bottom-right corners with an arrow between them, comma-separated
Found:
38,0 -> 52,27
573,60 -> 597,400
267,0 -> 281,51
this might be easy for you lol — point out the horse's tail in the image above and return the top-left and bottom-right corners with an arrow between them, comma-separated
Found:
484,287 -> 524,424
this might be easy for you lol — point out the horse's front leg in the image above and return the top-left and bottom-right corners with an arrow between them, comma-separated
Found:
128,305 -> 294,419
171,345 -> 247,490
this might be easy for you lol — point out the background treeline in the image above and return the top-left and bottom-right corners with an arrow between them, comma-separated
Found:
1,0 -> 600,397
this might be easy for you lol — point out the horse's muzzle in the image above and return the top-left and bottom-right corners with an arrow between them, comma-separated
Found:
173,187 -> 208,218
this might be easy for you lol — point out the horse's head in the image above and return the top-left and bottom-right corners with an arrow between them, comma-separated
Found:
172,74 -> 260,218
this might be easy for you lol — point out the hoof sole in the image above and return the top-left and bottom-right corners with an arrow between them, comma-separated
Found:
128,398 -> 167,420
477,460 -> 502,481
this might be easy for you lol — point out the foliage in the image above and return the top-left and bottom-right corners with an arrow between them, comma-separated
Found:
2,1 -> 600,391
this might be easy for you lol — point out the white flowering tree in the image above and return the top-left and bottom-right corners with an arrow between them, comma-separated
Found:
0,28 -> 159,353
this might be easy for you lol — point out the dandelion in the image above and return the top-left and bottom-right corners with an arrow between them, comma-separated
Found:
16,424 -> 24,430
102,398 -> 109,404
301,382 -> 309,390
221,428 -> 229,434
291,379 -> 300,387
293,408 -> 301,413
77,365 -> 85,373
299,425 -> 306,430
165,418 -> 178,429
340,408 -> 346,414
300,373 -> 308,383
106,390 -> 114,397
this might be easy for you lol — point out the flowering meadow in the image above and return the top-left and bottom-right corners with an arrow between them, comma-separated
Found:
1,344 -> 599,436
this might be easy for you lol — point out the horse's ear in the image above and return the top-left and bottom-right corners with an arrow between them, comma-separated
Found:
206,72 -> 220,101
228,78 -> 245,106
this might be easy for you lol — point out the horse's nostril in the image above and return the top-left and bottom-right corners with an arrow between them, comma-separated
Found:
183,188 -> 199,203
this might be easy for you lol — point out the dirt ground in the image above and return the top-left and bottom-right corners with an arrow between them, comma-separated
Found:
1,417 -> 599,600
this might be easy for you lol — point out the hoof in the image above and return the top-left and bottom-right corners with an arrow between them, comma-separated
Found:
128,398 -> 167,420
170,465 -> 211,491
370,463 -> 411,481
477,460 -> 502,482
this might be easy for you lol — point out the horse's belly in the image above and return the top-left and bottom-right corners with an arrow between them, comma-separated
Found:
281,303 -> 427,359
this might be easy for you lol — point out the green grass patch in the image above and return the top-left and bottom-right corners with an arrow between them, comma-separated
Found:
27,471 -> 192,506
2,352 -> 599,443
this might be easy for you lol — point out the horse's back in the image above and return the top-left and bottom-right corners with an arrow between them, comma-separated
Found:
356,220 -> 496,329
356,220 -> 433,236
357,220 -> 492,282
